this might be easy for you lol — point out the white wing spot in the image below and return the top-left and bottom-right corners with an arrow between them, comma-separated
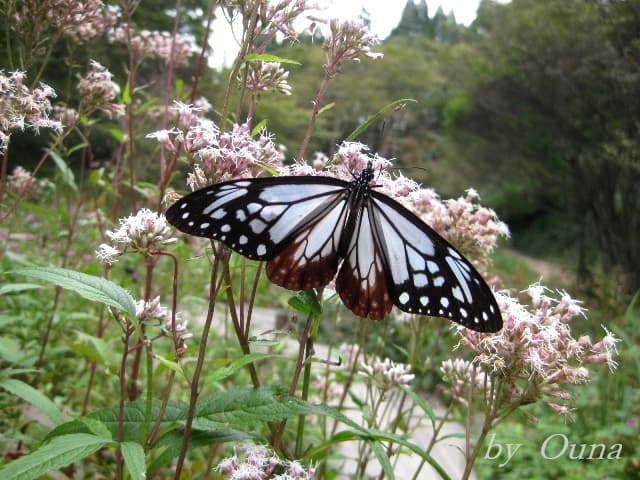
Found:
490,304 -> 495,313
181,212 -> 189,219
420,296 -> 429,306
474,317 -> 480,324
249,218 -> 267,234
239,235 -> 248,245
452,286 -> 464,302
210,208 -> 226,220
447,247 -> 462,259
256,244 -> 267,256
440,297 -> 450,308
236,209 -> 247,221
260,204 -> 286,221
221,224 -> 231,233
399,292 -> 410,305
482,311 -> 489,321
433,276 -> 445,287
414,273 -> 428,287
247,203 -> 262,214
200,222 -> 210,229
460,307 -> 468,318
180,202 -> 187,209
188,221 -> 194,226
427,260 -> 440,274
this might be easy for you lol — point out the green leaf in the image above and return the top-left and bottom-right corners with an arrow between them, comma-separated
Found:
78,417 -> 112,439
48,149 -> 77,191
207,353 -> 275,383
121,442 -> 146,480
0,433 -> 112,480
369,440 -> 395,480
288,290 -> 322,318
47,399 -> 188,443
109,128 -> 124,142
0,378 -> 65,426
399,385 -> 437,431
244,53 -> 301,65
122,80 -> 132,105
317,102 -> 335,117
69,331 -> 115,366
153,353 -> 186,380
14,267 -> 136,317
0,283 -> 43,295
251,119 -> 268,137
0,336 -> 26,364
345,98 -> 417,142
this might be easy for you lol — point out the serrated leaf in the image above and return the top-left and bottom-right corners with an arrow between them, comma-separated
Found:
0,283 -> 43,295
14,267 -> 136,317
244,53 -> 301,65
47,399 -> 188,443
0,433 -> 112,480
48,149 -> 77,191
121,442 -> 146,480
345,98 -> 417,142
0,378 -> 65,426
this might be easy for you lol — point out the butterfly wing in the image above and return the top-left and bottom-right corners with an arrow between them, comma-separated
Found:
166,176 -> 351,290
335,201 -> 393,320
369,191 -> 502,332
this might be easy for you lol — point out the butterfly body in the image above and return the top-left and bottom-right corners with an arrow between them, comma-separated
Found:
166,165 -> 502,332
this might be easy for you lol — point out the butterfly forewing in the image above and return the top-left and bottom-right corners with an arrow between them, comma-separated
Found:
370,191 -> 501,332
165,176 -> 349,261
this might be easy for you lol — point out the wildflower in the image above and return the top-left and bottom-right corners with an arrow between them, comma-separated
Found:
359,357 -> 415,390
324,19 -> 381,76
440,358 -> 491,405
96,209 -> 176,263
243,61 -> 292,95
78,60 -> 123,116
109,24 -> 194,66
215,443 -> 315,479
6,166 -> 39,198
455,285 -> 620,416
52,106 -> 80,127
11,1 -> 120,45
0,70 -> 61,152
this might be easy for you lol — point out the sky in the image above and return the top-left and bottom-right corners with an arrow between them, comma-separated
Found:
209,1 -> 492,67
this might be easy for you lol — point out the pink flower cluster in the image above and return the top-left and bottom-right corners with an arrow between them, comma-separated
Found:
244,61 -> 292,95
456,285 -> 620,417
6,166 -> 39,198
109,24 -> 194,66
96,208 -> 176,264
0,70 -> 61,153
216,443 -> 315,479
78,60 -> 123,117
11,0 -> 119,44
439,358 -> 491,407
324,19 -> 382,75
148,108 -> 285,188
359,357 -> 415,389
135,296 -> 192,354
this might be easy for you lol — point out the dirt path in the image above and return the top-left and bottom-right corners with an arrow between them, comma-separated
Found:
503,248 -> 572,284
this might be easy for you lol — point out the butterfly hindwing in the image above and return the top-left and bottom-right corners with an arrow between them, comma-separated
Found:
335,201 -> 393,320
266,195 -> 349,290
370,192 -> 501,332
165,176 -> 349,261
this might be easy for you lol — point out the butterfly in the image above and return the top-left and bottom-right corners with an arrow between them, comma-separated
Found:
166,163 -> 502,332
